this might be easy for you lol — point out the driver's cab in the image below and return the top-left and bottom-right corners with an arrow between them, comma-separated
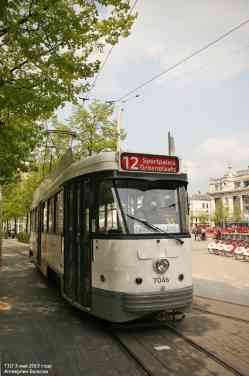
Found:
95,177 -> 189,236
135,190 -> 178,225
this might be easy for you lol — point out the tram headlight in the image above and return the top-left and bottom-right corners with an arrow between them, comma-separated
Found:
153,259 -> 169,274
135,277 -> 143,285
178,273 -> 184,281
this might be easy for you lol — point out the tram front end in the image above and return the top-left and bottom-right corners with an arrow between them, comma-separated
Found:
90,152 -> 193,322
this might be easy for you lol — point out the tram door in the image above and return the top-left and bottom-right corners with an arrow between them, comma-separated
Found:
64,179 -> 92,308
37,203 -> 43,266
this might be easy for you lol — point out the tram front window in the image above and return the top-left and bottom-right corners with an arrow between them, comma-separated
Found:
115,179 -> 189,234
97,180 -> 124,233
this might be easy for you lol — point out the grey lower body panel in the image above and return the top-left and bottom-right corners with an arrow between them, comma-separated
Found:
91,286 -> 193,322
122,286 -> 193,313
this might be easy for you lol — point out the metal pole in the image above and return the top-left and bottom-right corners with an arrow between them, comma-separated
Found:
168,131 -> 171,156
116,105 -> 123,152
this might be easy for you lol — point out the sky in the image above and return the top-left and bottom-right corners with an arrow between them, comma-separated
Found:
61,0 -> 249,194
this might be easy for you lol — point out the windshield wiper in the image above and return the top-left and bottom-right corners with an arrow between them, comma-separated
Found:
126,214 -> 184,244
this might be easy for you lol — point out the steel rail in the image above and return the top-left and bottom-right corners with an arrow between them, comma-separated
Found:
164,323 -> 247,376
108,318 -> 247,376
192,306 -> 249,325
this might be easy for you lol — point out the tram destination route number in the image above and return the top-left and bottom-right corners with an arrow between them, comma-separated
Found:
120,152 -> 179,173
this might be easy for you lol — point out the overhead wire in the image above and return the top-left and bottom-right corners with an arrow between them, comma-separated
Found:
86,0 -> 139,99
116,17 -> 249,102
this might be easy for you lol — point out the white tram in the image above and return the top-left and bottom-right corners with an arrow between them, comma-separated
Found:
29,151 -> 193,322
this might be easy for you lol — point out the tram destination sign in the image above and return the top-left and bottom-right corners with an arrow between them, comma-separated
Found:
120,153 -> 179,173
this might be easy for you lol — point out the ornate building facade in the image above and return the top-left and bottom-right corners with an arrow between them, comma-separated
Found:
190,193 -> 212,226
208,166 -> 249,223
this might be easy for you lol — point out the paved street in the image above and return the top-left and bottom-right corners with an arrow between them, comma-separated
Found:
0,240 -> 145,376
1,238 -> 249,375
192,238 -> 249,306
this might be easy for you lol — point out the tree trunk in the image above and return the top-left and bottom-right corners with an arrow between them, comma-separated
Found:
14,217 -> 17,237
26,213 -> 29,233
0,186 -> 3,265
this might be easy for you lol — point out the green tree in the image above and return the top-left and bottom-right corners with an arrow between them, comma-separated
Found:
0,1 -> 136,255
1,99 -> 125,228
212,201 -> 229,226
0,119 -> 40,183
197,212 -> 209,224
2,170 -> 43,223
0,0 -> 135,124
35,100 -> 125,172
49,116 -> 75,158
67,101 -> 126,157
233,202 -> 242,222
0,0 -> 136,181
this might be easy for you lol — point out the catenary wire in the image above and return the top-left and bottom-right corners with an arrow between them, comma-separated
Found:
87,0 -> 139,99
116,17 -> 249,102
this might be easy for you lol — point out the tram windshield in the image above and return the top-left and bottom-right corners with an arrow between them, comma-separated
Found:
97,179 -> 189,235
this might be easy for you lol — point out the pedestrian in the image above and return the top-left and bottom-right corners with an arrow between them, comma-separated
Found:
201,227 -> 206,241
216,227 -> 221,240
196,226 -> 201,241
192,225 -> 197,240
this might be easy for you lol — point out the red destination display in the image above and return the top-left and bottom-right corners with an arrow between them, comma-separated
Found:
120,153 -> 179,173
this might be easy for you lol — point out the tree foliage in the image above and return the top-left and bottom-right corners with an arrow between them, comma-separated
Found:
70,101 -> 126,157
2,170 -> 43,221
0,0 -> 136,182
0,0 -> 135,125
44,100 -> 126,163
0,119 -> 40,182
212,201 -> 229,226
197,212 -> 209,224
2,99 -> 127,222
233,202 -> 242,222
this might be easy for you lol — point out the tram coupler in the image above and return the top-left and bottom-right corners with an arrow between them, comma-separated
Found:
156,310 -> 185,322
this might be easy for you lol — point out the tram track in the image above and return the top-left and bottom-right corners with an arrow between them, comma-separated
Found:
164,323 -> 246,376
193,295 -> 249,325
195,295 -> 249,308
108,316 -> 247,376
192,306 -> 249,324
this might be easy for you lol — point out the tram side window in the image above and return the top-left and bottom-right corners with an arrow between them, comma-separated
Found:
32,209 -> 36,232
43,201 -> 48,232
53,195 -> 57,233
29,210 -> 32,232
34,209 -> 37,232
97,181 -> 121,233
30,210 -> 33,232
33,210 -> 35,232
56,191 -> 64,234
178,186 -> 189,233
48,198 -> 54,233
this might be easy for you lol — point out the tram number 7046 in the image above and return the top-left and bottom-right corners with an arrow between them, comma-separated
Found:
153,277 -> 170,284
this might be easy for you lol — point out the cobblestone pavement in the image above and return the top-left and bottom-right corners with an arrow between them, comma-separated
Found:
174,308 -> 249,376
1,239 -> 248,376
0,240 -> 145,376
192,238 -> 249,305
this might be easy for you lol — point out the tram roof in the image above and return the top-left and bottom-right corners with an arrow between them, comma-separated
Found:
31,152 -> 117,208
31,151 -> 186,208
